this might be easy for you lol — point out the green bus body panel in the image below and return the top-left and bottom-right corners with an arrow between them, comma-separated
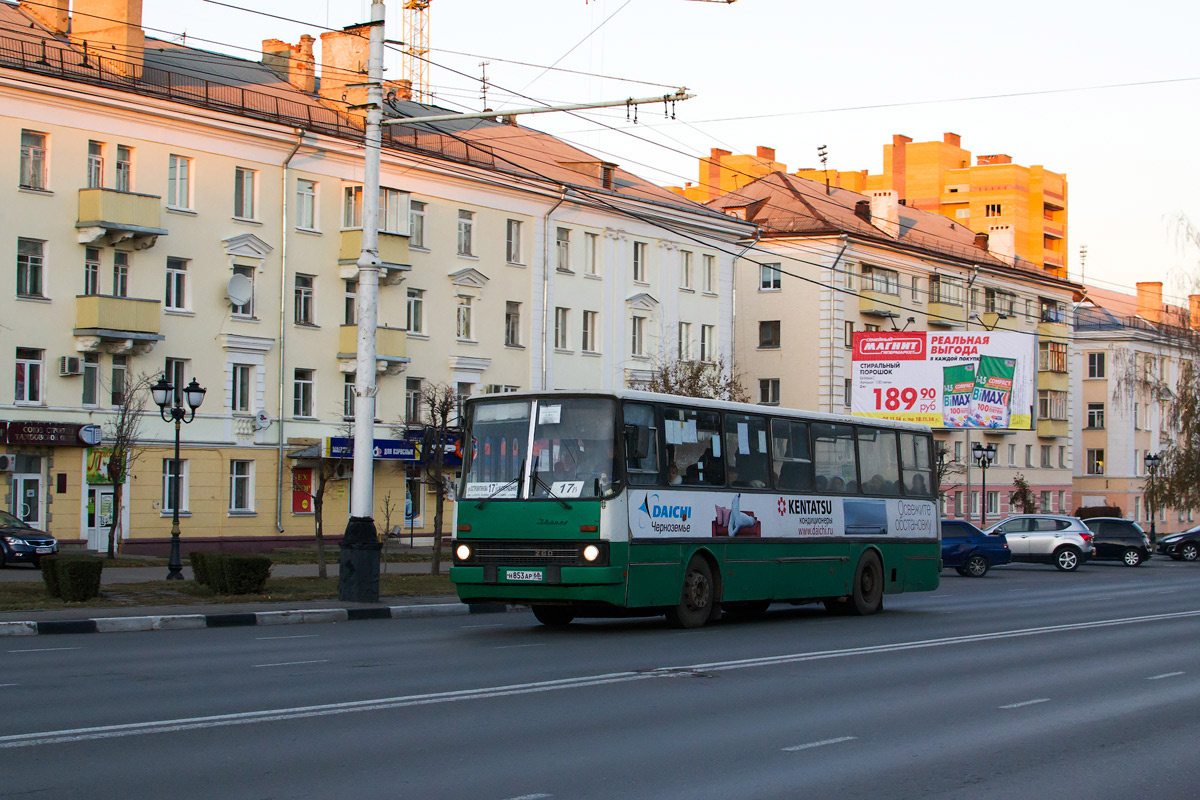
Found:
456,501 -> 602,540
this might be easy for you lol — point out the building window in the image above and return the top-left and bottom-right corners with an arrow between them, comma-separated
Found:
985,288 -> 1015,316
234,167 -> 257,219
986,491 -> 999,515
759,378 -> 780,406
505,301 -> 521,347
16,238 -> 44,297
406,287 -> 424,334
231,363 -> 252,412
760,262 -> 781,290
1025,444 -> 1033,467
229,460 -> 254,513
293,368 -> 314,417
82,353 -> 100,406
1058,446 -> 1066,468
862,265 -> 900,295
759,320 -> 781,349
631,316 -> 645,357
1087,352 -> 1106,378
1086,449 -> 1105,475
1008,443 -> 1016,466
700,324 -> 715,362
1038,389 -> 1067,420
633,242 -> 647,282
344,280 -> 357,326
556,227 -> 571,271
1039,341 -> 1067,372
115,145 -> 132,192
457,210 -> 474,256
844,321 -> 854,349
296,178 -> 317,230
380,188 -> 405,233
87,140 -> 104,188
167,155 -> 192,209
165,257 -> 188,311
865,324 -> 881,333
703,254 -> 715,292
84,247 -> 101,296
294,274 -> 315,325
1086,402 -> 1105,429
15,348 -> 43,404
585,233 -> 599,275
681,250 -> 693,289
410,200 -> 426,248
1040,444 -> 1052,468
20,130 -> 47,190
679,321 -> 692,360
953,491 -> 962,516
112,251 -> 129,297
111,355 -> 127,406
457,296 -> 473,340
405,377 -> 423,423
554,307 -> 569,349
231,265 -> 254,316
344,374 -> 356,418
163,458 -> 189,514
506,219 -> 523,264
929,274 -> 963,305
582,310 -> 598,352
1039,297 -> 1062,322
163,358 -> 187,405
844,378 -> 852,409
911,276 -> 922,303
985,203 -> 1001,217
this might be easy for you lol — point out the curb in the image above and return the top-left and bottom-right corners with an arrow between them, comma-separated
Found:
0,602 -> 514,637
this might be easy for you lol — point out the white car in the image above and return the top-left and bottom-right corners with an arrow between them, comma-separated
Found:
984,515 -> 1093,572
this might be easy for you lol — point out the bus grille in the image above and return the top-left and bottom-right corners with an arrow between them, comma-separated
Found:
469,542 -> 582,566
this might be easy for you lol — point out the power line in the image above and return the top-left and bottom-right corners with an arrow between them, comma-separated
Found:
511,0 -> 634,97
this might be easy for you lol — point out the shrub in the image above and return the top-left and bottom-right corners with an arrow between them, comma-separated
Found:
57,557 -> 104,602
188,551 -> 211,586
208,554 -> 232,594
40,555 -> 64,598
223,554 -> 271,595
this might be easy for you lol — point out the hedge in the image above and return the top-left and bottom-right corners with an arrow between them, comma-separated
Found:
40,555 -> 65,599
191,553 -> 271,595
188,551 -> 211,586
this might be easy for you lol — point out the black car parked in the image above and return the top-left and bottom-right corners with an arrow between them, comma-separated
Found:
0,510 -> 59,568
1157,525 -> 1200,562
1082,518 -> 1152,567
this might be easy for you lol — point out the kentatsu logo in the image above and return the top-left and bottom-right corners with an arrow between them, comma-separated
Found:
853,333 -> 926,361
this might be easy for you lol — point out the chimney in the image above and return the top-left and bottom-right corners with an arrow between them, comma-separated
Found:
974,232 -> 990,250
72,0 -> 145,78
987,224 -> 1016,262
868,190 -> 900,238
888,134 -> 911,198
977,154 -> 1012,165
1137,282 -> 1164,324
854,200 -> 871,222
262,35 -> 316,93
319,24 -> 371,108
943,132 -> 961,147
20,0 -> 69,34
1189,295 -> 1200,331
756,146 -> 776,161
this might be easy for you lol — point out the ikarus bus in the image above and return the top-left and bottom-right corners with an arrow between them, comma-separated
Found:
450,390 -> 940,628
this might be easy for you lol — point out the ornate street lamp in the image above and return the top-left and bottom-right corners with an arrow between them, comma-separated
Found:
1144,451 -> 1162,545
152,376 -> 206,580
973,442 -> 997,528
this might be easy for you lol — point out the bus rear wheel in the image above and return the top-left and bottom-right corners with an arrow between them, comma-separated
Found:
666,556 -> 715,629
532,606 -> 575,627
849,550 -> 884,616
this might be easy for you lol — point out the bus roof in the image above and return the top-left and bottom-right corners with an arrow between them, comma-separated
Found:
465,389 -> 933,434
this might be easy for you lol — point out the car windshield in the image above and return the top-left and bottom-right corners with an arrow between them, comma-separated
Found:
0,510 -> 32,529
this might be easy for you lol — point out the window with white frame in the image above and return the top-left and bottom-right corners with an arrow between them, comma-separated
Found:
505,301 -> 521,347
380,188 -> 405,233
582,310 -> 598,352
87,141 -> 104,188
1086,448 -> 1105,475
985,288 -> 1016,316
1039,341 -> 1067,372
929,274 -> 963,305
20,130 -> 47,190
296,178 -> 317,230
234,167 -> 257,219
457,295 -> 473,340
633,242 -> 647,282
229,460 -> 254,513
631,316 -> 645,357
163,357 -> 187,404
1038,389 -> 1067,420
115,145 -> 132,192
1087,352 -> 1106,378
409,200 -> 426,248
84,247 -> 100,296
554,307 -> 569,349
1025,444 -> 1033,467
679,321 -> 692,359
700,324 -> 715,362
585,232 -> 599,275
406,287 -> 424,334
1040,444 -> 1052,468
556,227 -> 571,271
759,378 -> 780,406
457,210 -> 474,256
862,265 -> 900,295
294,274 -> 314,325
231,363 -> 253,413
506,219 -> 523,263
344,280 -> 357,326
111,355 -> 127,406
681,250 -> 693,289
844,321 -> 854,349
986,491 -> 999,515
405,377 -> 423,423
760,262 -> 781,290
344,373 -> 356,418
167,154 -> 192,209
1086,402 -> 1105,429
844,378 -> 852,409
82,353 -> 100,406
231,264 -> 254,316
293,368 -> 314,417
112,251 -> 129,298
15,348 -> 43,404
162,458 -> 189,514
702,254 -> 715,292
16,238 -> 44,297
911,276 -> 922,303
165,257 -> 188,311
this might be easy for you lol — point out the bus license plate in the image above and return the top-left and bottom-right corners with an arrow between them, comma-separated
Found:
505,569 -> 543,582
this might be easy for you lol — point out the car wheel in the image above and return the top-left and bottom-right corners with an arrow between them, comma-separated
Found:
1182,543 -> 1199,562
1170,554 -> 1184,561
849,550 -> 884,615
954,567 -> 970,577
723,600 -> 771,620
964,554 -> 990,577
1122,548 -> 1142,567
666,555 -> 716,629
1054,546 -> 1081,572
531,605 -> 575,627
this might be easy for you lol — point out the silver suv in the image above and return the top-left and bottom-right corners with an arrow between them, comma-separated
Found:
984,515 -> 1094,572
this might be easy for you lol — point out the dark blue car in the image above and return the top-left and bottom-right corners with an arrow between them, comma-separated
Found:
0,510 -> 58,568
941,519 -> 1010,577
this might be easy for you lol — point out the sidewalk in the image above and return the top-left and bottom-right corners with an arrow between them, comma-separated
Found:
0,562 -> 448,584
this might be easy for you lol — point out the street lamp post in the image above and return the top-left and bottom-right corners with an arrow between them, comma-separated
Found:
973,442 -> 997,528
1144,451 -> 1162,545
152,376 -> 206,580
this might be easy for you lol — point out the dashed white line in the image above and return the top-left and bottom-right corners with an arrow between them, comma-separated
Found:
1147,671 -> 1184,680
7,647 -> 82,654
1000,698 -> 1050,709
251,659 -> 330,668
493,644 -> 547,650
501,794 -> 551,800
782,735 -> 857,752
460,624 -> 507,629
0,683 -> 18,688
255,634 -> 319,640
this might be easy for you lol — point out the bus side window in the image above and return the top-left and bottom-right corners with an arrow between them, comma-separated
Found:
623,403 -> 660,486
812,423 -> 857,493
856,428 -> 901,496
725,413 -> 770,489
771,418 -> 812,492
900,432 -> 933,496
664,406 -> 724,487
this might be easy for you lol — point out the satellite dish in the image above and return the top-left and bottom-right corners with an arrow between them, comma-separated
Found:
254,410 -> 271,430
226,274 -> 253,307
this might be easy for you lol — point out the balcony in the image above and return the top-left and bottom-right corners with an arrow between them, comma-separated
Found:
1037,321 -> 1069,343
338,324 -> 408,375
1038,370 -> 1069,392
859,290 -> 900,317
74,295 -> 164,354
978,312 -> 1020,332
1037,419 -> 1069,438
338,230 -> 410,283
76,188 -> 167,249
927,300 -> 966,327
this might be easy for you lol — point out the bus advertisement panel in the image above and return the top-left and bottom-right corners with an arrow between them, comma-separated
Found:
851,331 -> 1035,430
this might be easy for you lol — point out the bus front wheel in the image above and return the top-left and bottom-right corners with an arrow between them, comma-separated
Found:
666,556 -> 716,629
532,606 -> 575,627
849,551 -> 884,616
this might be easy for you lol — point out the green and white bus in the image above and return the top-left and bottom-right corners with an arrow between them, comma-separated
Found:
450,390 -> 939,628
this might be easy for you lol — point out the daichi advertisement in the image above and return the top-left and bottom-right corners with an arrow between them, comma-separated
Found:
851,331 -> 1034,430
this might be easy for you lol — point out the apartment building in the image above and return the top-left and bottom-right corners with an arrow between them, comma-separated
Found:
0,0 -> 750,553
709,172 -> 1080,527
1072,282 -> 1200,533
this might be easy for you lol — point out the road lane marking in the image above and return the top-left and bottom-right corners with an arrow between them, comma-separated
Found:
1000,698 -> 1050,709
0,684 -> 18,688
1147,671 -> 1184,680
782,736 -> 857,752
5,608 -> 1200,750
255,634 -> 319,640
501,794 -> 551,800
461,624 -> 506,629
7,647 -> 82,654
252,660 -> 330,668
493,644 -> 547,650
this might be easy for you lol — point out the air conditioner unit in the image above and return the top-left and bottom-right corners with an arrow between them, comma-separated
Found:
59,356 -> 83,377
332,462 -> 353,481
0,455 -> 15,472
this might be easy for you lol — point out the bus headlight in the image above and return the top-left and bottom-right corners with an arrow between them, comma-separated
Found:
582,544 -> 600,562
455,544 -> 472,561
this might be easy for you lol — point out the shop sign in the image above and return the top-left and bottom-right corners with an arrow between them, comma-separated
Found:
0,421 -> 101,446
86,448 -> 115,485
325,437 -> 418,461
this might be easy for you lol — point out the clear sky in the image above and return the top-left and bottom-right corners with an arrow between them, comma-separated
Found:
146,0 -> 1200,303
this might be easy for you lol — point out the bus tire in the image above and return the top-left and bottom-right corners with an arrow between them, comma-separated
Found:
849,550 -> 884,616
532,606 -> 575,627
666,555 -> 715,629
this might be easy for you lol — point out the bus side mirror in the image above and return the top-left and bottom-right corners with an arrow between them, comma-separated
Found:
624,424 -> 650,461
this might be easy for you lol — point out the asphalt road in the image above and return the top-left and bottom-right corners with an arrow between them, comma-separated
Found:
3,560 -> 1198,800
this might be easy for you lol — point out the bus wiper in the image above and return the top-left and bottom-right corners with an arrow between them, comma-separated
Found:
531,455 -> 572,509
475,459 -> 526,509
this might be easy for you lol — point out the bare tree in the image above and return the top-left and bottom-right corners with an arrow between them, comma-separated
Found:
289,422 -> 351,578
934,445 -> 965,502
103,372 -> 155,559
640,354 -> 750,402
378,489 -> 397,576
1154,360 -> 1200,513
399,382 -> 458,577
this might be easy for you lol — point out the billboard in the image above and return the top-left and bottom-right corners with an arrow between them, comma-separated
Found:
851,331 -> 1035,430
